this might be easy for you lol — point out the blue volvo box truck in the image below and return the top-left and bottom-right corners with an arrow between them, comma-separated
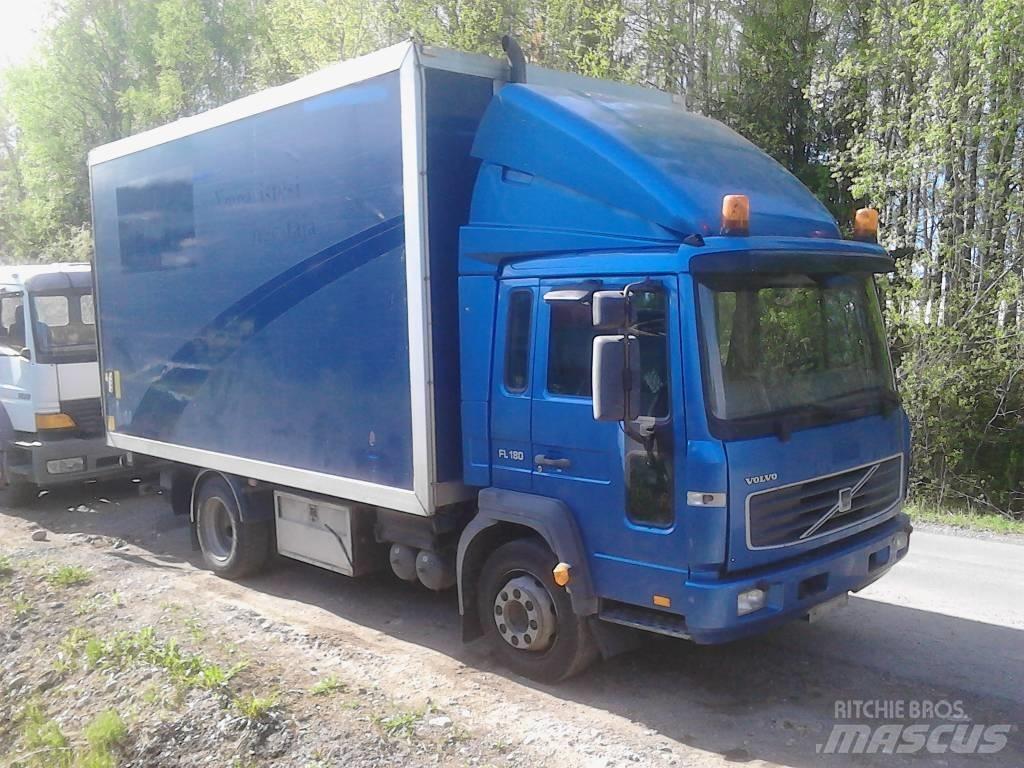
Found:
89,39 -> 912,680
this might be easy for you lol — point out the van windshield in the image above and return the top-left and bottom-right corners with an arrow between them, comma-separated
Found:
697,272 -> 896,437
29,291 -> 97,363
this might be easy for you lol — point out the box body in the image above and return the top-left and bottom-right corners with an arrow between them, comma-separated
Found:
89,44 -> 492,515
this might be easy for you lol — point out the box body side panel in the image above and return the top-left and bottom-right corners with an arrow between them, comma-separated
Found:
92,71 -> 415,492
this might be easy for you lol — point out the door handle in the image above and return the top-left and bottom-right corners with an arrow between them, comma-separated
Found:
535,454 -> 571,469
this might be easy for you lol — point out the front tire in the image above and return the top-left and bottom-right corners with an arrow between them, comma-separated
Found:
477,538 -> 598,682
194,476 -> 271,579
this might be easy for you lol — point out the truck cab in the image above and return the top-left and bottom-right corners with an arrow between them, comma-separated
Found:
0,263 -> 126,503
457,82 -> 912,662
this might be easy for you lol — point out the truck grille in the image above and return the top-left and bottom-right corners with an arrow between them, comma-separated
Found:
746,455 -> 903,549
61,398 -> 105,437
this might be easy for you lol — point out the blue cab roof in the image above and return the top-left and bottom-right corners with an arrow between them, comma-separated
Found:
463,84 -> 844,271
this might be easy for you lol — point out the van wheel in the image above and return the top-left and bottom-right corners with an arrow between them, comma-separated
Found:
477,538 -> 598,682
194,476 -> 271,579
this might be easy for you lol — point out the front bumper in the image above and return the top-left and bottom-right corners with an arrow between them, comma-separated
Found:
682,512 -> 912,644
6,436 -> 128,486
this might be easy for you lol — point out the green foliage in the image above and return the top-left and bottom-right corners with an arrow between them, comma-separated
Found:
46,565 -> 92,588
13,703 -> 126,768
60,625 -> 246,690
0,554 -> 13,578
375,708 -> 422,738
233,691 -> 280,720
14,593 -> 34,619
0,0 -> 1020,517
18,701 -> 71,768
907,501 -> 1024,536
80,710 -> 127,768
309,675 -> 346,696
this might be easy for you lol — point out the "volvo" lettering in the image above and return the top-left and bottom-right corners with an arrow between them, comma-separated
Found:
745,473 -> 778,486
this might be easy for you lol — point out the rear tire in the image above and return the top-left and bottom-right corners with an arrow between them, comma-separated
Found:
477,538 -> 598,682
194,475 -> 271,579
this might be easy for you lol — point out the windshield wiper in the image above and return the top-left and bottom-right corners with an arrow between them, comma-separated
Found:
770,402 -> 845,442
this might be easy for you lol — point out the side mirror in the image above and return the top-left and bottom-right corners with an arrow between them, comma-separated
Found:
19,348 -> 31,361
592,335 -> 640,422
591,290 -> 628,330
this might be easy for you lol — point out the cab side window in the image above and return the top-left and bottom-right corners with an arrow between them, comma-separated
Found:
504,290 -> 533,393
0,295 -> 25,350
547,302 -> 597,397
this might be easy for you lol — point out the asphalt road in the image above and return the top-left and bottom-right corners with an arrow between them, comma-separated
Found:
4,480 -> 1022,767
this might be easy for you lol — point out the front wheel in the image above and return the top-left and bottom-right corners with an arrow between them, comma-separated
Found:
477,538 -> 598,682
194,476 -> 271,579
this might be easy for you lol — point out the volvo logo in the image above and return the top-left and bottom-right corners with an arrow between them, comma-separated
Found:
745,473 -> 778,486
837,487 -> 854,514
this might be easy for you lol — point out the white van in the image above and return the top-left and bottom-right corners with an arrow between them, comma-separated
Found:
0,263 -> 126,504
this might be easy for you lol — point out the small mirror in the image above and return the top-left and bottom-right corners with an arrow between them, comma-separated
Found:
592,334 -> 640,422
592,290 -> 628,330
19,348 -> 31,361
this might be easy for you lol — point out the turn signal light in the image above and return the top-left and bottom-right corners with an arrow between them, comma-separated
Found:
36,413 -> 76,430
853,207 -> 879,242
721,194 -> 750,236
552,562 -> 572,587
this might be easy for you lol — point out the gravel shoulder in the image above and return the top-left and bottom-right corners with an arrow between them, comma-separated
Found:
2,482 -> 1021,767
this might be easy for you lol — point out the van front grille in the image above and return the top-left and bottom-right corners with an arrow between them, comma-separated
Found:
746,455 -> 903,549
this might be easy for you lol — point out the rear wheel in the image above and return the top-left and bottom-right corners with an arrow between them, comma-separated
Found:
477,538 -> 598,682
194,475 -> 271,579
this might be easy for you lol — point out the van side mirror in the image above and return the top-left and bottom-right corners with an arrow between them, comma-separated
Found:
19,348 -> 31,361
591,290 -> 629,330
592,335 -> 640,422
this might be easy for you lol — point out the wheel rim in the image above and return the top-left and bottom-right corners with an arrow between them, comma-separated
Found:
199,496 -> 235,562
492,573 -> 557,652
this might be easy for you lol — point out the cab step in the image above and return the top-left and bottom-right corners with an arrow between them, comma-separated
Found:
598,600 -> 690,639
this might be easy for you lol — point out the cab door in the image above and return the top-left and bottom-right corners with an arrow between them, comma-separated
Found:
529,277 -> 689,607
490,279 -> 539,492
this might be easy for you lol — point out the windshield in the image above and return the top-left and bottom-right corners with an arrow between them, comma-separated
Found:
697,272 -> 895,435
29,291 -> 97,363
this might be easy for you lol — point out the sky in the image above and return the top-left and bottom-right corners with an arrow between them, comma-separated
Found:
0,0 -> 49,67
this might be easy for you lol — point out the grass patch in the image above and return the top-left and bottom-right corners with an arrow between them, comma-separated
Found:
13,593 -> 33,619
80,710 -> 127,768
0,554 -> 13,579
46,565 -> 91,588
15,703 -> 126,768
906,501 -> 1024,535
183,615 -> 205,642
375,708 -> 422,738
19,701 -> 71,768
233,692 -> 279,721
59,626 -> 246,691
309,676 -> 346,696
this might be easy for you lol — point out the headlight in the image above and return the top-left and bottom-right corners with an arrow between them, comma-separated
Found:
46,457 -> 85,474
737,587 -> 767,616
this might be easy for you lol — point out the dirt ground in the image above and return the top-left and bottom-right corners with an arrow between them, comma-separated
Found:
1,479 -> 1021,767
